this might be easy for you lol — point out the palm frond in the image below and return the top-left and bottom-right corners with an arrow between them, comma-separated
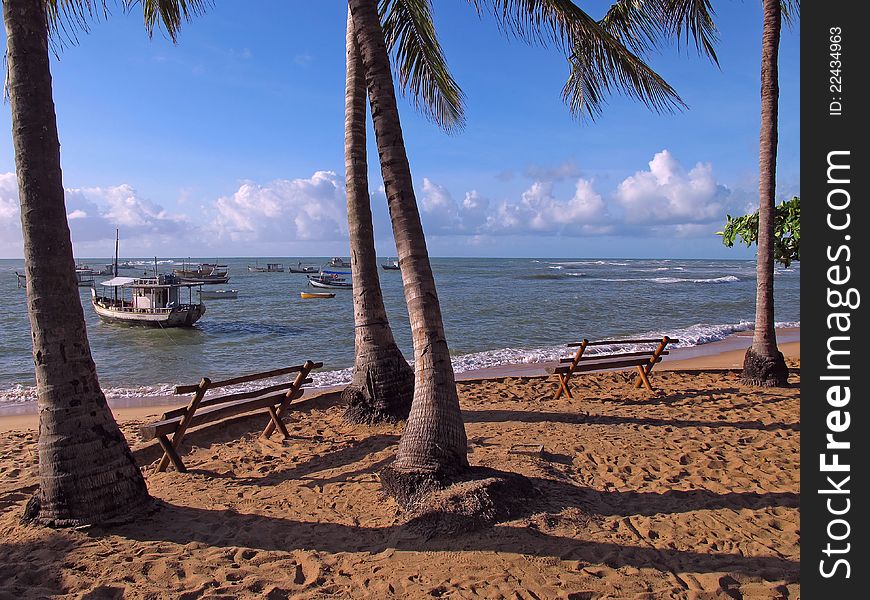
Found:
379,0 -> 466,132
661,0 -> 718,65
124,0 -> 212,42
467,0 -> 685,120
780,0 -> 800,28
599,0 -> 665,56
43,0 -> 111,49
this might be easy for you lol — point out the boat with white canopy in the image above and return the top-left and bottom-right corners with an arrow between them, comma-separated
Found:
92,274 -> 206,327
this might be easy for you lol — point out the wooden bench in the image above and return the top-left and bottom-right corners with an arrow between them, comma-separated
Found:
140,360 -> 322,472
546,337 -> 677,399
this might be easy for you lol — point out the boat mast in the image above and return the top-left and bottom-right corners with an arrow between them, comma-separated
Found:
113,229 -> 119,303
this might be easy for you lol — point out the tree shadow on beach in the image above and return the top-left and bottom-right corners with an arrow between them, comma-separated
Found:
0,536 -> 74,598
98,497 -> 798,583
187,433 -> 400,487
462,408 -> 799,432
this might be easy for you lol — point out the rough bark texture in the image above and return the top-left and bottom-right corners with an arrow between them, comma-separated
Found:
342,10 -> 414,424
744,0 -> 788,387
349,0 -> 468,480
4,0 -> 151,527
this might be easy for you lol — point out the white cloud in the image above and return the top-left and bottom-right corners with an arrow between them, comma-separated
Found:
485,178 -> 611,236
614,150 -> 731,225
0,175 -> 190,254
210,171 -> 347,242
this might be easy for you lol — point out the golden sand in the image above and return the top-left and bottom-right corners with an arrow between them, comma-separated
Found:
0,343 -> 800,598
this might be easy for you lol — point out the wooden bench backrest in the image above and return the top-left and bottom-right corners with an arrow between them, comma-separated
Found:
145,360 -> 322,472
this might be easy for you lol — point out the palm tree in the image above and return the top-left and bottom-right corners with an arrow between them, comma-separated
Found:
342,3 -> 465,423
343,10 -> 415,423
3,0 -> 151,526
741,0 -> 795,386
348,0 -> 718,496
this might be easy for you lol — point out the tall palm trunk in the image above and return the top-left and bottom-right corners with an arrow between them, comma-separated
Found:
743,0 -> 788,386
343,9 -> 414,423
4,0 -> 151,526
348,0 -> 468,483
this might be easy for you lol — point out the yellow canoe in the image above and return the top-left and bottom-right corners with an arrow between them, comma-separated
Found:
300,291 -> 335,299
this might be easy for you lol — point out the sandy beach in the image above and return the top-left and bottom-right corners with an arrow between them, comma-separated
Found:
0,336 -> 800,599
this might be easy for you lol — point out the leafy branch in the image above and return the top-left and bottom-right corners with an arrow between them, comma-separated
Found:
717,196 -> 800,268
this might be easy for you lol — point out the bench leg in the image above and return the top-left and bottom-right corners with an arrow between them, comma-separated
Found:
554,374 -> 573,399
157,435 -> 187,473
267,406 -> 291,439
634,365 -> 654,392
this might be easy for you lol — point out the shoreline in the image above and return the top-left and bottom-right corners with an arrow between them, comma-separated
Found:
0,327 -> 799,432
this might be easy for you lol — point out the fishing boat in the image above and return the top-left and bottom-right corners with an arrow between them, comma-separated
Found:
92,275 -> 206,326
199,289 -> 239,300
381,259 -> 400,270
173,262 -> 230,284
75,267 -> 96,287
288,262 -> 319,273
307,271 -> 352,289
248,261 -> 284,273
300,291 -> 335,299
327,257 -> 351,268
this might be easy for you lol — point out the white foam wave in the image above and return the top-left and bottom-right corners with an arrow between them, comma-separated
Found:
0,320 -> 800,406
652,275 -> 739,284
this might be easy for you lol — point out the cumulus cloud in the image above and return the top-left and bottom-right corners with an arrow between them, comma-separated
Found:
210,171 -> 347,242
0,174 -> 189,254
417,179 -> 491,235
485,178 -> 611,236
614,150 -> 731,225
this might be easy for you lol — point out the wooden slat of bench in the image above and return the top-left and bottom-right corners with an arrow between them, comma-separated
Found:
568,338 -> 661,347
548,355 -> 662,375
142,388 -> 304,440
560,350 -> 668,363
162,377 -> 315,419
573,356 -> 662,372
174,363 -> 323,394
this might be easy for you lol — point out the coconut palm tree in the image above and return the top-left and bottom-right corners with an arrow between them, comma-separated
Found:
741,0 -> 797,386
341,3 -> 465,423
3,0 -> 151,527
343,10 -> 415,423
347,0 -> 719,494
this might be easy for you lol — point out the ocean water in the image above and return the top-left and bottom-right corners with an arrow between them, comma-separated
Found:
0,257 -> 799,405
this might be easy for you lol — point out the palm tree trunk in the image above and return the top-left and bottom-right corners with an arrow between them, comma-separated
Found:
348,0 -> 468,484
743,0 -> 788,387
4,0 -> 151,526
342,9 -> 414,423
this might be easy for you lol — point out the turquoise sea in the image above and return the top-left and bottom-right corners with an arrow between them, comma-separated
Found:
0,257 -> 799,406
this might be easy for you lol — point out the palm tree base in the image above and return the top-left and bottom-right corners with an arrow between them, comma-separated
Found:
22,487 -> 154,528
381,465 -> 538,534
342,349 -> 414,424
741,346 -> 789,387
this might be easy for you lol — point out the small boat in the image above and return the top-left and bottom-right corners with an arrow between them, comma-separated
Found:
92,275 -> 206,326
327,257 -> 351,268
300,291 -> 335,299
307,272 -> 352,289
75,267 -> 96,287
288,262 -> 319,274
173,262 -> 230,284
91,232 -> 206,327
199,289 -> 239,299
248,261 -> 284,273
381,259 -> 400,271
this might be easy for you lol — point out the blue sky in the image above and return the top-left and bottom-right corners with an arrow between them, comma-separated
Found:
0,1 -> 800,259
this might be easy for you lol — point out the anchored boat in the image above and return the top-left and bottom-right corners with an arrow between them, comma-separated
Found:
307,270 -> 352,289
300,291 -> 335,299
92,274 -> 206,327
173,262 -> 230,284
